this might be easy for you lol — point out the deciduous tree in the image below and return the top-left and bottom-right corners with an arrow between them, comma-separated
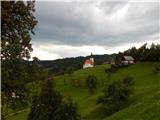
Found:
1,1 -> 37,116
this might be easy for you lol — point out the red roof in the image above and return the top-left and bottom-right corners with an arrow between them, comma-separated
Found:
84,59 -> 93,65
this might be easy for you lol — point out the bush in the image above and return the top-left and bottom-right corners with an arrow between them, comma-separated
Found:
152,66 -> 160,74
60,100 -> 81,120
86,75 -> 97,94
105,65 -> 118,78
97,76 -> 134,115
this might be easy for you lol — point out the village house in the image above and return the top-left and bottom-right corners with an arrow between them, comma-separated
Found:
121,56 -> 134,65
112,55 -> 135,66
83,53 -> 94,69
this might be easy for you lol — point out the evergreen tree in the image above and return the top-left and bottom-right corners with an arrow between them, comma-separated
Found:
60,100 -> 81,120
28,79 -> 80,120
86,75 -> 97,94
28,79 -> 62,120
123,43 -> 160,61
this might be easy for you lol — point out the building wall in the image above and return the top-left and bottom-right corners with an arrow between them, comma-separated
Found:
83,63 -> 94,69
122,60 -> 134,65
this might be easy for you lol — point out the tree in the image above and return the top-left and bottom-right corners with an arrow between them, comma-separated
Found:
115,52 -> 123,65
1,1 -> 37,116
26,57 -> 48,103
1,1 -> 37,60
86,75 -> 97,94
60,99 -> 81,120
28,79 -> 62,120
28,79 -> 80,120
97,76 -> 134,115
27,57 -> 48,83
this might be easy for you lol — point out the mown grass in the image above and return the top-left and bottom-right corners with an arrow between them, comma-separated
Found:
7,62 -> 160,120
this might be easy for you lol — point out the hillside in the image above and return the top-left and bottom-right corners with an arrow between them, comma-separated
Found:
7,62 -> 160,120
38,54 -> 116,75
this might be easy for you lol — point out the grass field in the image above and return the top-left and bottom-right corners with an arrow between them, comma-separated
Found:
7,62 -> 160,120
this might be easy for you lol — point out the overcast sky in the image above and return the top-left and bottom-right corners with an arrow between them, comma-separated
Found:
31,0 -> 160,60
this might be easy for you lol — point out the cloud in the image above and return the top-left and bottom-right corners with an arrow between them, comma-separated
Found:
31,1 -> 159,60
31,39 -> 159,60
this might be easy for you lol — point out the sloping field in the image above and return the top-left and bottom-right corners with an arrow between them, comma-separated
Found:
7,62 -> 160,120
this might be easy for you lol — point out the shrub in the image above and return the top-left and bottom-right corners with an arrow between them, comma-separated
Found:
86,75 -> 97,94
152,66 -> 160,74
105,65 -> 118,78
60,100 -> 81,120
97,76 -> 134,115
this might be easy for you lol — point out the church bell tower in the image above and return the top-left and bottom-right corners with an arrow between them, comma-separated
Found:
90,53 -> 94,63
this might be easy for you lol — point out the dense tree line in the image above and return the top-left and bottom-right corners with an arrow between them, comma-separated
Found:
38,54 -> 116,75
122,43 -> 160,61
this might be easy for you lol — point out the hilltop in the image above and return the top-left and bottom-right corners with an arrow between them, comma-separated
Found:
8,62 -> 160,120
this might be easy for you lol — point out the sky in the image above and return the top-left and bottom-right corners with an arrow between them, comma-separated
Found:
31,0 -> 160,60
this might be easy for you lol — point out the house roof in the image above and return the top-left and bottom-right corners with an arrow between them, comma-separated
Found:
84,59 -> 93,65
123,56 -> 134,61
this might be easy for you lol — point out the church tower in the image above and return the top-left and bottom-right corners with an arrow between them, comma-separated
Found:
90,53 -> 94,63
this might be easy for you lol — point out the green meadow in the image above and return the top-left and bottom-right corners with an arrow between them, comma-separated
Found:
7,62 -> 160,120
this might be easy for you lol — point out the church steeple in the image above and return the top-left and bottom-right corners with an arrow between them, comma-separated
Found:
91,52 -> 93,57
90,53 -> 94,63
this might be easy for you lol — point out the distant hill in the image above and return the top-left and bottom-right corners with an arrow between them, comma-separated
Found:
38,54 -> 116,75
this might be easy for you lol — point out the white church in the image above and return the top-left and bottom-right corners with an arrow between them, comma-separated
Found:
83,53 -> 94,69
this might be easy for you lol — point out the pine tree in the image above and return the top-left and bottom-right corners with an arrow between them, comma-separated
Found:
28,79 -> 62,120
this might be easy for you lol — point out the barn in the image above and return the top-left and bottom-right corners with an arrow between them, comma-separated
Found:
121,56 -> 134,65
113,55 -> 135,66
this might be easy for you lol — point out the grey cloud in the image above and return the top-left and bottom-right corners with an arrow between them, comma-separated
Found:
99,1 -> 128,15
32,1 -> 159,47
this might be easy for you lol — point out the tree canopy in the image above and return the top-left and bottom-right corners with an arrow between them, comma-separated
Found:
123,43 -> 160,61
1,1 -> 37,60
1,1 -> 38,116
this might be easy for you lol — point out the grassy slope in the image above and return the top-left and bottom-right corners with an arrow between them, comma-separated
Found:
103,62 -> 160,120
104,90 -> 160,120
7,62 -> 160,120
55,64 -> 109,116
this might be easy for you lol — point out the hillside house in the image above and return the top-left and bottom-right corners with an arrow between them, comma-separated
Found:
113,55 -> 134,66
83,54 -> 94,69
121,56 -> 134,65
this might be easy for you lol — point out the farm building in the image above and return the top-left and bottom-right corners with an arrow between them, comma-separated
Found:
121,56 -> 134,65
113,55 -> 134,66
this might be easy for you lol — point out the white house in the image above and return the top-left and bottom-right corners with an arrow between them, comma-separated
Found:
83,54 -> 94,69
121,56 -> 134,65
